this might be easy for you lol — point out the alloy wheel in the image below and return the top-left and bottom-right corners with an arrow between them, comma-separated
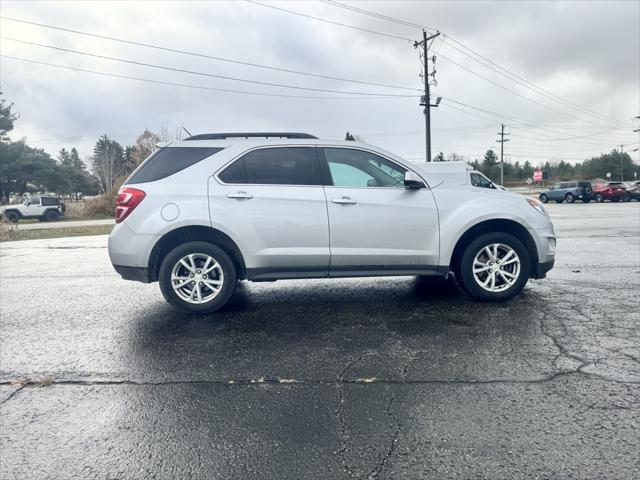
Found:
472,243 -> 521,293
170,253 -> 224,304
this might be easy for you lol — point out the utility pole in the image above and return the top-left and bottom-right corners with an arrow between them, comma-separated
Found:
620,144 -> 624,181
414,30 -> 441,162
496,124 -> 509,185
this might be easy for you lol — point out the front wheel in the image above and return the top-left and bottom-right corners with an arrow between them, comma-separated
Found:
4,211 -> 19,223
594,193 -> 604,203
455,232 -> 531,302
159,241 -> 237,313
539,194 -> 548,203
565,193 -> 575,203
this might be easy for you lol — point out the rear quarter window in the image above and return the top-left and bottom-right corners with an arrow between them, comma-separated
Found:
126,147 -> 224,184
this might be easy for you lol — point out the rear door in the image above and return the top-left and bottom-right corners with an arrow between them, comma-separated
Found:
318,146 -> 439,273
209,146 -> 330,279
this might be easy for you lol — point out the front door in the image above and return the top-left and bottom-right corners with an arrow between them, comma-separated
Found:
209,146 -> 330,279
319,147 -> 439,274
23,197 -> 44,217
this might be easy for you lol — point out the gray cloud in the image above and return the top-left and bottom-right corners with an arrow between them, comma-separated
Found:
1,0 -> 638,165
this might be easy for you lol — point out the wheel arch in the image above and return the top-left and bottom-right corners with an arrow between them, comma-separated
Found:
148,225 -> 246,282
3,208 -> 22,218
42,207 -> 61,218
449,219 -> 539,275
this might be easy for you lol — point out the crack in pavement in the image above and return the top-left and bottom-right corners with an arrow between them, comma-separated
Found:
365,390 -> 400,480
1,370 -> 637,392
0,385 -> 25,406
335,354 -> 369,479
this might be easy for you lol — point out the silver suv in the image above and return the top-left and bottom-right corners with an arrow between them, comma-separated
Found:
108,132 -> 556,313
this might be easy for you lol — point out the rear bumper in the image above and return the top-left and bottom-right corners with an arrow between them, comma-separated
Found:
533,259 -> 555,279
113,265 -> 151,283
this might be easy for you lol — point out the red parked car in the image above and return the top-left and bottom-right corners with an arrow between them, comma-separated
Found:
592,182 -> 627,202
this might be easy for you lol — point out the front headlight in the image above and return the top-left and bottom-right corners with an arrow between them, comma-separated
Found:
527,197 -> 548,217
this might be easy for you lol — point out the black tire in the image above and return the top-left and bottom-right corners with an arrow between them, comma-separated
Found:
159,241 -> 237,314
455,232 -> 531,302
539,194 -> 548,203
4,211 -> 19,223
45,210 -> 60,221
623,194 -> 631,202
565,193 -> 575,203
594,193 -> 604,203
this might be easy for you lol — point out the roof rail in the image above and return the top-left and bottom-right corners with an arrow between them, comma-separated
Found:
184,132 -> 318,141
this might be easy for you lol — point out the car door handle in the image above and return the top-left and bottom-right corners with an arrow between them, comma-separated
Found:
332,196 -> 357,205
226,191 -> 253,200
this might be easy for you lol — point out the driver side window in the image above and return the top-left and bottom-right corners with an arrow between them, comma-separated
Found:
470,173 -> 493,189
323,148 -> 406,188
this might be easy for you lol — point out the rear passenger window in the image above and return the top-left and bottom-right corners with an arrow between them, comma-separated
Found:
219,147 -> 316,185
126,147 -> 224,184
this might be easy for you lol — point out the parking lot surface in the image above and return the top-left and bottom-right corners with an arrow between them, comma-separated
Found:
1,202 -> 639,479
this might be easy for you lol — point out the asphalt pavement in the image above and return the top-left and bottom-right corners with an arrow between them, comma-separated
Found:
1,202 -> 639,479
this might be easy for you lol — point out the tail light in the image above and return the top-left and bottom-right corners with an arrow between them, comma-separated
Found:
115,187 -> 146,223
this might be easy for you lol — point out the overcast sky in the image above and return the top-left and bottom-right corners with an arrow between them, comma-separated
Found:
1,0 -> 639,166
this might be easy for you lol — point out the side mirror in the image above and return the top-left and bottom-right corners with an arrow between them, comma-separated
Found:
404,171 -> 426,190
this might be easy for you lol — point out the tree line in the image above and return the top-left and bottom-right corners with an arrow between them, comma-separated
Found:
435,148 -> 636,184
0,92 -> 171,203
1,91 -> 637,203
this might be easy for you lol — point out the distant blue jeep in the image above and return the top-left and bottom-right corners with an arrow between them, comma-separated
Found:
539,181 -> 593,204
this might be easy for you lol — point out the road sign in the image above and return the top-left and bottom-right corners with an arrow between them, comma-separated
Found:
606,172 -> 611,179
526,178 -> 533,185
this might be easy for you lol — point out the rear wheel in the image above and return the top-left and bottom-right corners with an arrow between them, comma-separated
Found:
159,241 -> 237,313
565,193 -> 576,203
539,194 -> 548,203
594,193 -> 604,203
455,232 -> 531,302
45,210 -> 60,221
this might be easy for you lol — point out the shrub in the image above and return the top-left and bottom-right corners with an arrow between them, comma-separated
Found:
0,219 -> 17,242
83,178 -> 124,218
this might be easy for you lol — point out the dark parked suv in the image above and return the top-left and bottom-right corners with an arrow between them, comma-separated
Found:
539,181 -> 593,204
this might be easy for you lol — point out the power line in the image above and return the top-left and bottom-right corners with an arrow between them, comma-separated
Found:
0,15 -> 419,92
320,0 -> 432,31
1,36 -> 417,97
436,52 -> 624,129
439,35 -> 629,127
319,1 -> 630,127
245,0 -> 414,42
0,54 -> 417,101
440,100 -> 635,146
